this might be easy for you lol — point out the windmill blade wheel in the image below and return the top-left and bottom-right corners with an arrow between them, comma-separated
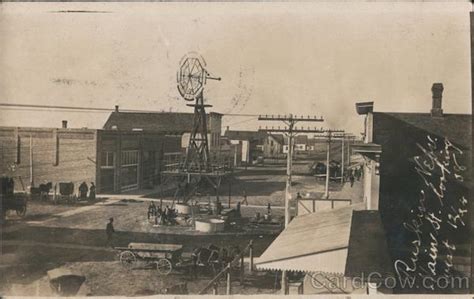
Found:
155,258 -> 172,275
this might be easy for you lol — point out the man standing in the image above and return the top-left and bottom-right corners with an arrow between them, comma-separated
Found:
148,202 -> 157,220
79,182 -> 88,201
190,248 -> 199,280
236,201 -> 241,217
163,206 -> 170,224
106,217 -> 115,248
89,182 -> 96,200
356,166 -> 362,181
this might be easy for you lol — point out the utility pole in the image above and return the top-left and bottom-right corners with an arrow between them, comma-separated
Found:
29,134 -> 34,187
341,136 -> 345,184
325,133 -> 331,199
347,135 -> 355,169
341,133 -> 355,184
343,134 -> 356,181
313,129 -> 345,201
258,113 -> 324,295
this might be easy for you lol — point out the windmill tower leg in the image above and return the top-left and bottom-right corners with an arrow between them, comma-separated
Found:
184,92 -> 211,172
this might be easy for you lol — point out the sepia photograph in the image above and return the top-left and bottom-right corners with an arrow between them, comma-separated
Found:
0,1 -> 472,297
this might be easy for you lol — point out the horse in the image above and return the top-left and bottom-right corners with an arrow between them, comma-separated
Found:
38,182 -> 52,201
191,244 -> 240,274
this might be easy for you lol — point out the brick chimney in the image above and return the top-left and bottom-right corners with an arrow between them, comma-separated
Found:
115,105 -> 119,112
431,83 -> 444,117
62,120 -> 68,128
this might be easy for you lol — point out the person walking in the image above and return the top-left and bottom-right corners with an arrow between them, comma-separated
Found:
106,217 -> 115,248
242,190 -> 248,206
89,182 -> 96,200
349,173 -> 355,188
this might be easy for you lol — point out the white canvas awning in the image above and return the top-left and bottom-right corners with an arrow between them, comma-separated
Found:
255,204 -> 365,274
255,203 -> 393,279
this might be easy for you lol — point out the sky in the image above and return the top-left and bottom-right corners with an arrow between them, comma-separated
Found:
0,2 -> 471,136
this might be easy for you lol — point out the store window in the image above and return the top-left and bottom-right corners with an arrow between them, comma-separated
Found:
101,151 -> 115,168
121,150 -> 139,166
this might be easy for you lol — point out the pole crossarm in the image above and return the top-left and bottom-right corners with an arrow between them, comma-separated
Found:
259,128 -> 327,134
258,114 -> 324,122
258,112 -> 326,295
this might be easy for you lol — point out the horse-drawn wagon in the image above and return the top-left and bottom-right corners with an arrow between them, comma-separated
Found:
116,243 -> 184,275
1,176 -> 27,220
115,242 -> 241,276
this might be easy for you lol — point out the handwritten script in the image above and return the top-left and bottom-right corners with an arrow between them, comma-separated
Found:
394,135 -> 467,290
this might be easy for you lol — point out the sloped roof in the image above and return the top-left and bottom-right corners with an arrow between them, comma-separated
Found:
103,111 -> 222,133
256,203 -> 365,272
224,130 -> 266,141
377,112 -> 472,149
295,135 -> 309,144
256,204 -> 392,277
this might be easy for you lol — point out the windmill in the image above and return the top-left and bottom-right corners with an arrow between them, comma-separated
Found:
177,52 -> 221,172
160,52 -> 229,204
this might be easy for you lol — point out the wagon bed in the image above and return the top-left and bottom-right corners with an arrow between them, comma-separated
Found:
119,243 -> 183,252
115,243 -> 184,275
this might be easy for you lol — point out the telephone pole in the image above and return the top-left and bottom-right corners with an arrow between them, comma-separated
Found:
29,134 -> 34,187
258,113 -> 324,295
313,129 -> 345,200
341,134 -> 355,183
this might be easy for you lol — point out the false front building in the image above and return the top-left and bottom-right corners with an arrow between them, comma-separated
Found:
0,108 -> 223,194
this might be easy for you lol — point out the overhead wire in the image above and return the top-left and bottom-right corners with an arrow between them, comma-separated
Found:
0,103 -> 260,117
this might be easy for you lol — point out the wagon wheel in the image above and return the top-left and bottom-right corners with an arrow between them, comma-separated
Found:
16,204 -> 27,217
120,251 -> 136,268
155,258 -> 172,275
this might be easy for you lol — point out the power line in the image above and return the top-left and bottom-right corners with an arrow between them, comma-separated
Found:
0,103 -> 112,111
0,107 -> 112,114
257,112 -> 325,295
0,103 -> 261,117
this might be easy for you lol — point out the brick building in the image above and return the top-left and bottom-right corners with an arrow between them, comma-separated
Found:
103,107 -> 223,151
0,124 -> 181,194
0,108 -> 225,194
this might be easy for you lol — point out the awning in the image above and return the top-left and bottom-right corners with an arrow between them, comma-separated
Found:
255,203 -> 365,274
351,143 -> 382,162
351,143 -> 382,154
255,204 -> 393,279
